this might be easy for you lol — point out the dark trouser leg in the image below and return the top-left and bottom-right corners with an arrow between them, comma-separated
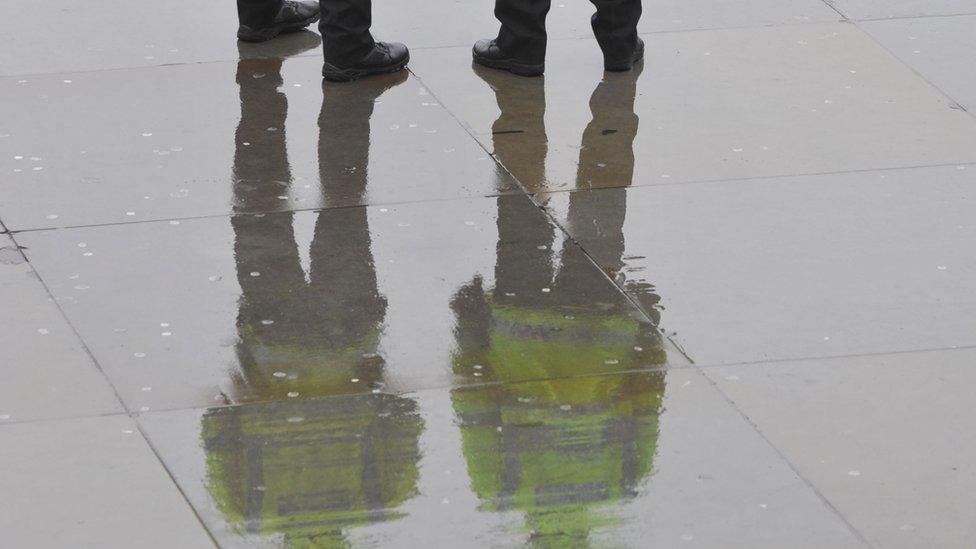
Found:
320,0 -> 376,65
589,0 -> 641,61
237,0 -> 283,27
495,0 -> 551,62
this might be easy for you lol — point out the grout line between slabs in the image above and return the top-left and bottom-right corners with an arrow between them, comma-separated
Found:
3,232 -> 224,547
850,16 -> 976,122
697,367 -> 874,547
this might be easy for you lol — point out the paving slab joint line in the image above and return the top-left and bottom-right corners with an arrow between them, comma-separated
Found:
116,363 -> 681,418
693,343 -> 976,371
855,11 -> 976,23
133,417 -> 223,548
4,232 -> 222,547
819,0 -> 851,20
852,18 -> 976,121
697,367 -> 874,547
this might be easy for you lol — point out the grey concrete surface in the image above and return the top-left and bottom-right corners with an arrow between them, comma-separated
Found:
2,0 -> 976,546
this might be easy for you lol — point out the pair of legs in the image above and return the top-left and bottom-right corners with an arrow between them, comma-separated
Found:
475,0 -> 643,76
235,0 -> 408,81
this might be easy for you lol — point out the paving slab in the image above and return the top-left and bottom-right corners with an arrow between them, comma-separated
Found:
0,234 -> 121,422
373,0 -> 839,49
0,53 -> 516,231
0,414 -> 214,548
708,347 -> 976,548
409,24 -> 976,193
18,195 -> 684,411
863,15 -> 976,110
826,0 -> 976,20
0,0 -> 255,76
541,164 -> 976,365
140,368 -> 864,548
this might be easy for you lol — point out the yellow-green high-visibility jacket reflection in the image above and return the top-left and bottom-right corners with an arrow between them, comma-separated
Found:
201,395 -> 423,548
451,280 -> 667,546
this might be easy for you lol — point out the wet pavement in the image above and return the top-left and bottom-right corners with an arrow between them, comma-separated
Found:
2,2 -> 976,547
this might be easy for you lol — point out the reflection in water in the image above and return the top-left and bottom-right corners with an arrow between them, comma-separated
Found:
203,44 -> 422,546
449,67 -> 666,546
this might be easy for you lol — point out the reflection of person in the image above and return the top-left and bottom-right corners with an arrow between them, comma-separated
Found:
448,67 -> 665,546
236,0 -> 409,82
476,64 -> 659,319
473,0 -> 643,76
201,46 -> 422,547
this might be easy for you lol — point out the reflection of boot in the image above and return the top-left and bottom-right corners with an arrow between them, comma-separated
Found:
318,69 -> 409,205
237,28 -> 321,60
474,64 -> 548,193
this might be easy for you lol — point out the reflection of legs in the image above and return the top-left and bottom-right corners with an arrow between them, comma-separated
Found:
311,78 -> 389,348
476,68 -> 548,193
233,59 -> 292,213
495,196 -> 556,307
494,0 -> 551,62
232,56 -> 305,317
589,0 -> 642,64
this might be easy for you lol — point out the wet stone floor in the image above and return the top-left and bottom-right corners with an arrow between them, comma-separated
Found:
2,2 -> 976,548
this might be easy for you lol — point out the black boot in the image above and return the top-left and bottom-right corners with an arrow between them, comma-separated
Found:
237,0 -> 321,43
603,37 -> 644,72
472,39 -> 545,77
322,42 -> 410,82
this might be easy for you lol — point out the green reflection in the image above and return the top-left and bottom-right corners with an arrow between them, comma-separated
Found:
200,45 -> 421,547
202,396 -> 423,547
450,66 -> 663,546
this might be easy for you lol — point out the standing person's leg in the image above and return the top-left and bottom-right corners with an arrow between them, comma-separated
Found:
589,0 -> 643,70
237,0 -> 320,42
472,0 -> 550,76
320,0 -> 410,82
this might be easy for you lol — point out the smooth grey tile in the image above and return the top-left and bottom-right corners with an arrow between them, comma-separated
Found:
410,24 -> 976,193
0,0 -> 293,76
543,164 -> 976,365
863,15 -> 976,110
826,0 -> 976,19
0,234 -> 121,422
140,369 -> 863,548
19,195 -> 681,411
0,415 -> 213,548
374,0 -> 839,49
709,347 -> 976,548
0,53 -> 515,231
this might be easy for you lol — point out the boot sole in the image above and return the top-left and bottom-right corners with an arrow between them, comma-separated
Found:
237,13 -> 320,43
472,55 -> 544,77
321,52 -> 410,83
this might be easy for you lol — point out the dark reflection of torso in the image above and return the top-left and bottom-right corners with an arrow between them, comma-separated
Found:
202,41 -> 421,547
448,67 -> 666,546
